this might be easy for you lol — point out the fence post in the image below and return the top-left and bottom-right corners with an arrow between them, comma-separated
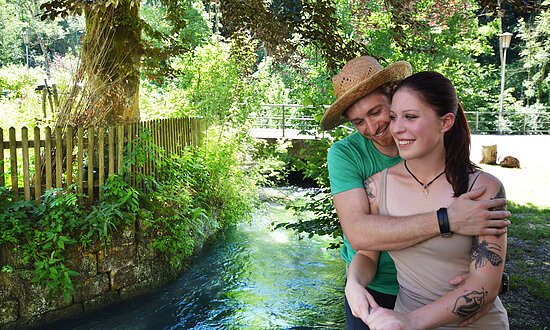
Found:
475,112 -> 479,133
21,127 -> 30,201
0,128 -> 4,187
34,127 -> 41,199
523,113 -> 527,134
281,105 -> 286,138
9,128 -> 18,199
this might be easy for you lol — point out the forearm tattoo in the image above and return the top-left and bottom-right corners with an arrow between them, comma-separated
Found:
471,236 -> 503,269
452,288 -> 488,318
363,177 -> 376,199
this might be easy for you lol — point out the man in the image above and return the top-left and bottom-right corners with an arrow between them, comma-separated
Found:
320,56 -> 510,329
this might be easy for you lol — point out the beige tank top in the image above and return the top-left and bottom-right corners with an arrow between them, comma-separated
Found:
379,169 -> 509,329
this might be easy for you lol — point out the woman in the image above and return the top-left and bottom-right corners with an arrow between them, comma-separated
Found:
346,71 -> 509,329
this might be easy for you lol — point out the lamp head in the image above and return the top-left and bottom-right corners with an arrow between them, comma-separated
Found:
22,31 -> 30,45
500,32 -> 513,49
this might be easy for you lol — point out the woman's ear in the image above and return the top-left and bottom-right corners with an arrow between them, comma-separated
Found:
441,113 -> 455,133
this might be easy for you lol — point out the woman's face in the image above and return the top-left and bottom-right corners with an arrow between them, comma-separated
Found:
389,88 -> 450,160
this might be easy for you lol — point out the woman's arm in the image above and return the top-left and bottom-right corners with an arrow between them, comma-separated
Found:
346,250 -> 381,323
367,173 -> 508,329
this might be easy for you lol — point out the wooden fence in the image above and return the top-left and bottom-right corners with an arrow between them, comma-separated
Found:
0,117 -> 203,202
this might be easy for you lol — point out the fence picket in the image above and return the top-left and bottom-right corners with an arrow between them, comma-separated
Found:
66,126 -> 73,188
77,127 -> 84,197
22,127 -> 30,200
108,126 -> 115,176
88,127 -> 94,201
55,127 -> 63,188
98,127 -> 105,188
117,125 -> 124,174
0,128 -> 4,186
34,127 -> 41,199
9,128 -> 17,197
45,127 -> 52,190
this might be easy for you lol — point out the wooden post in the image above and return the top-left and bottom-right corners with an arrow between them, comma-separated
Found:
66,126 -> 74,188
98,127 -> 105,188
21,127 -> 30,201
77,127 -> 84,198
55,127 -> 63,188
0,128 -> 4,187
9,128 -> 17,198
108,126 -> 115,176
117,125 -> 124,174
34,127 -> 42,199
88,127 -> 94,202
45,127 -> 52,190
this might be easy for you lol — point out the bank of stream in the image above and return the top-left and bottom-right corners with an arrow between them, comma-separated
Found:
45,188 -> 346,329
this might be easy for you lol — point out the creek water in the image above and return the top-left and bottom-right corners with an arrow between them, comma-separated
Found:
50,188 -> 346,329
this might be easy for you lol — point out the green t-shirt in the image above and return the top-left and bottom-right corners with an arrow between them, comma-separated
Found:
328,131 -> 401,295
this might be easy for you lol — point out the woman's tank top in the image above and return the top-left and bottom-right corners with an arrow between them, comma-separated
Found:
378,168 -> 509,329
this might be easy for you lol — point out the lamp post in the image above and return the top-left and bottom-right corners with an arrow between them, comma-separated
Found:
22,31 -> 30,67
498,32 -> 513,134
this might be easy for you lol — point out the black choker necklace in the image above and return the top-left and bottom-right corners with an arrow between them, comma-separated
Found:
404,160 -> 445,196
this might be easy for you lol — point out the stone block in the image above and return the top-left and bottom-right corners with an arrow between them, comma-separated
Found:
66,252 -> 98,278
98,245 -> 136,273
110,265 -> 139,290
1,271 -> 71,319
73,273 -> 110,303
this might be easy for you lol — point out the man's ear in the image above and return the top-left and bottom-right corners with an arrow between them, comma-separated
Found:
441,113 -> 455,133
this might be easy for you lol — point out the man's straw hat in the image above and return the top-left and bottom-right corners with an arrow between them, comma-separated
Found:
320,56 -> 412,131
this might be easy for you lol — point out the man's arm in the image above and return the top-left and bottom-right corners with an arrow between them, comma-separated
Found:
335,186 -> 510,251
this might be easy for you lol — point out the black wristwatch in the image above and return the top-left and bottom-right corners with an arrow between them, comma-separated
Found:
500,272 -> 509,295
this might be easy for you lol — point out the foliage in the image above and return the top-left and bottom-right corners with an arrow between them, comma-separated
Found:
517,4 -> 550,106
140,125 -> 259,270
275,187 -> 342,249
219,0 -> 366,71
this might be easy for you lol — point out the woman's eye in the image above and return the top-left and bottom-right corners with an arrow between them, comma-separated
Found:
389,115 -> 396,121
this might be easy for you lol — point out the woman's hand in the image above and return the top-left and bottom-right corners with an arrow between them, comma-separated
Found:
366,308 -> 411,330
345,278 -> 379,324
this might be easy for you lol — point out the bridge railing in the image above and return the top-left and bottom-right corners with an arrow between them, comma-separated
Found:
250,104 -> 550,135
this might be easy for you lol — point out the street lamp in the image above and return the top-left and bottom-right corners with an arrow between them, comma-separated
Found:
22,31 -> 30,67
498,32 -> 513,134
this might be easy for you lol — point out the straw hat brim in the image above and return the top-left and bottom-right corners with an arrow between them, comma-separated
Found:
321,61 -> 412,131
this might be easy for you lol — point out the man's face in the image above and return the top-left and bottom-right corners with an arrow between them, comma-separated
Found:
345,92 -> 396,149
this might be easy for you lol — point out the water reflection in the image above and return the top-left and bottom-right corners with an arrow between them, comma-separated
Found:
49,192 -> 346,329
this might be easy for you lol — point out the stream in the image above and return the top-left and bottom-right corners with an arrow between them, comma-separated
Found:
49,188 -> 346,329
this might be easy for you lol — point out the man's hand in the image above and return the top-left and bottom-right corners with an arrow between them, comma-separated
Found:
447,187 -> 510,236
345,279 -> 379,322
448,273 -> 493,327
366,307 -> 410,330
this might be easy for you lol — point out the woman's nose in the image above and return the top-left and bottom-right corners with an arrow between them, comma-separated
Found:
391,118 -> 404,134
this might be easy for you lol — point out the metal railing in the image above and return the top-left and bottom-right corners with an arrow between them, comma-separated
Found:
250,104 -> 550,136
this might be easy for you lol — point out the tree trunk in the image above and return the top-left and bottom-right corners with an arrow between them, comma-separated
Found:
57,1 -> 142,127
85,2 -> 141,125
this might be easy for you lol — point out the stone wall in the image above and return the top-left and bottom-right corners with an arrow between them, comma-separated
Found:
0,218 -> 216,329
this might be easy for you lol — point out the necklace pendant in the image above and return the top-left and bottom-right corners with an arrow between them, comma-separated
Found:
422,185 -> 428,196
